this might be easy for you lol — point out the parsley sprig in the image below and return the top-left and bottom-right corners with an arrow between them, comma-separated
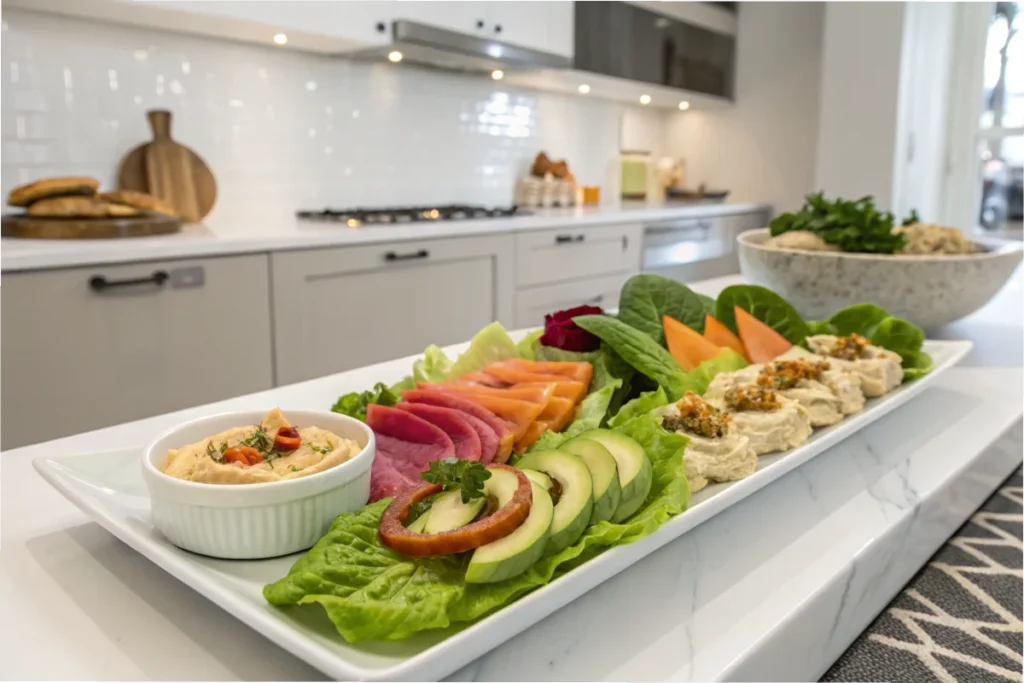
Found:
421,458 -> 491,503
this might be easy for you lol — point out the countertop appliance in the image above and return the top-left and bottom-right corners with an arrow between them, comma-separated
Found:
641,207 -> 771,282
297,205 -> 523,225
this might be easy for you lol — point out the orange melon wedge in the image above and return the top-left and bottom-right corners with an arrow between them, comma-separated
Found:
514,421 -> 549,452
663,314 -> 723,371
734,306 -> 792,363
488,359 -> 593,386
704,314 -> 750,362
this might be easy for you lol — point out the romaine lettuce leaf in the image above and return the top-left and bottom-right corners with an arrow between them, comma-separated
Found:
608,387 -> 669,428
515,329 -> 543,360
264,417 -> 690,643
677,348 -> 749,396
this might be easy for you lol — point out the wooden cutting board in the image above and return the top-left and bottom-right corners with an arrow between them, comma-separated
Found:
117,110 -> 216,222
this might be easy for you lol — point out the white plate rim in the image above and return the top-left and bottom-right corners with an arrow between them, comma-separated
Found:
33,339 -> 973,681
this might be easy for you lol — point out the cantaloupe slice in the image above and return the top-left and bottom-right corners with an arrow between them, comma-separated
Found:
516,380 -> 588,404
704,314 -> 750,362
734,306 -> 792,363
422,383 -> 554,405
663,314 -> 723,371
535,395 -> 576,432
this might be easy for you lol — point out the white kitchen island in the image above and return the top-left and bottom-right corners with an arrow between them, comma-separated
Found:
1,273 -> 1020,682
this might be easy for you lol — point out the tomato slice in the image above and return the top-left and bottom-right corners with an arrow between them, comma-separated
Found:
222,446 -> 263,466
274,426 -> 302,452
378,464 -> 532,557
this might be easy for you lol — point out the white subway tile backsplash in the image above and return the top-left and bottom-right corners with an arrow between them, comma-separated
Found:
1,9 -> 638,227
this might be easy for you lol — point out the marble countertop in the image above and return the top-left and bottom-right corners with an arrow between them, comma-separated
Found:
1,273 -> 1020,681
0,201 -> 770,273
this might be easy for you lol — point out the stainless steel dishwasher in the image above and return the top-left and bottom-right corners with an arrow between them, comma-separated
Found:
641,208 -> 771,283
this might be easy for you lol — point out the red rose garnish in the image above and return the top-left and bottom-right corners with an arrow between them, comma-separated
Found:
540,304 -> 604,352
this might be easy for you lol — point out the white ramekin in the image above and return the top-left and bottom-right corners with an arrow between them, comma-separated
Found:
142,409 -> 375,559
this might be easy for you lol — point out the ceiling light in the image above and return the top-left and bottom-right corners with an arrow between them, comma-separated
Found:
578,84 -> 591,94
678,101 -> 690,110
491,69 -> 504,81
639,94 -> 651,105
388,51 -> 403,63
273,33 -> 287,45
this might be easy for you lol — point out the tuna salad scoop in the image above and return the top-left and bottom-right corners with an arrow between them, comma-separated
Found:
805,333 -> 903,397
704,359 -> 846,427
161,408 -> 360,484
654,391 -> 757,493
706,384 -> 812,456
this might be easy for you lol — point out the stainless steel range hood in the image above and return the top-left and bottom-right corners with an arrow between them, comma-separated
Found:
353,20 -> 572,74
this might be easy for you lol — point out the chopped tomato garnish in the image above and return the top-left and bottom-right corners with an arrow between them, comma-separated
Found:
378,464 -> 532,557
222,446 -> 264,466
273,426 -> 302,452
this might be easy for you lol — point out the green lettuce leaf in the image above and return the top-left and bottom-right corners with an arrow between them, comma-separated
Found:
827,303 -> 890,337
412,345 -> 453,384
901,349 -> 934,380
389,375 -> 416,394
608,387 -> 669,428
573,315 -> 687,401
677,348 -> 749,396
870,317 -> 924,354
714,284 -> 810,345
264,418 -> 691,643
515,329 -> 543,359
617,273 -> 711,343
696,292 -> 717,317
447,322 -> 518,379
330,382 -> 400,421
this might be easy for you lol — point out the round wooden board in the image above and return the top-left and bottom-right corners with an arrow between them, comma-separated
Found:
1,213 -> 182,239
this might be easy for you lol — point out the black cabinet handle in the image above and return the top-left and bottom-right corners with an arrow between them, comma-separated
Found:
384,249 -> 430,262
494,24 -> 502,33
89,270 -> 169,292
555,234 -> 585,244
376,22 -> 386,33
476,19 -> 485,29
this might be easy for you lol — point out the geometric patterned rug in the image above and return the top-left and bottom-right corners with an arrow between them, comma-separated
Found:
822,467 -> 1023,683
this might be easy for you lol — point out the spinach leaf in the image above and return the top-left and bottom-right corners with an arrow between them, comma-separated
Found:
805,320 -> 836,336
696,292 -> 717,317
714,285 -> 810,345
901,349 -> 934,380
871,317 -> 924,354
618,274 -> 710,344
827,304 -> 890,337
573,315 -> 687,401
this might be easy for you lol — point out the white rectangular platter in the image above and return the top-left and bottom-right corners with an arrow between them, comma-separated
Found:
34,339 -> 972,682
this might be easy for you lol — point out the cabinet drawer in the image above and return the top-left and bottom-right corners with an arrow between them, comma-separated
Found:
271,235 -> 514,385
516,223 -> 642,287
1,254 -> 274,450
515,273 -> 630,329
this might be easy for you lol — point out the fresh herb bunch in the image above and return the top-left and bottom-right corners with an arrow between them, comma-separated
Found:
421,458 -> 491,503
769,192 -> 917,254
331,382 -> 400,422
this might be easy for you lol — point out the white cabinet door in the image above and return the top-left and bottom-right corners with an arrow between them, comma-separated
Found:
271,235 -> 514,385
516,223 -> 643,288
389,1 -> 491,39
515,273 -> 630,328
1,254 -> 274,450
483,1 -> 574,58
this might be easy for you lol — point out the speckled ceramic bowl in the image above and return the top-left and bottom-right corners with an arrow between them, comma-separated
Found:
737,228 -> 1023,329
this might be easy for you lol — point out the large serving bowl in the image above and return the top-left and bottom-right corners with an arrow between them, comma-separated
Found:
737,228 -> 1023,329
142,410 -> 375,559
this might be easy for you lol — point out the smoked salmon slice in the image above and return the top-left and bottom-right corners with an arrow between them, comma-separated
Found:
418,382 -> 554,405
514,420 -> 549,452
487,358 -> 593,386
514,380 -> 588,404
536,395 -> 576,432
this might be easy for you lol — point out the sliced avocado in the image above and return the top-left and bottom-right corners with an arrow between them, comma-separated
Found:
574,429 -> 652,522
560,436 -> 622,525
515,450 -> 593,555
423,490 -> 486,534
466,480 -> 553,583
521,468 -> 553,490
406,511 -> 429,533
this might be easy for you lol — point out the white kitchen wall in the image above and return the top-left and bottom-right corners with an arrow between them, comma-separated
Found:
662,2 -> 825,215
1,9 -> 631,228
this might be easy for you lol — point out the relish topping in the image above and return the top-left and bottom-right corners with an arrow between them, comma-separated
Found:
664,391 -> 730,438
828,333 -> 871,361
725,384 -> 781,412
758,359 -> 831,390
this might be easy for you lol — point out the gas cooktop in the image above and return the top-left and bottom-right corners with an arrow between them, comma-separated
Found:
296,205 -> 523,225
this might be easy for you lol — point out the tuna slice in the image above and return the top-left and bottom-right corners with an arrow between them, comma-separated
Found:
402,389 -> 515,463
394,402 -> 482,462
365,404 -> 454,502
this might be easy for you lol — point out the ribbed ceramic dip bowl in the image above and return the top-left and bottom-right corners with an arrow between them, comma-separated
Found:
738,228 -> 1023,329
142,410 -> 375,559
